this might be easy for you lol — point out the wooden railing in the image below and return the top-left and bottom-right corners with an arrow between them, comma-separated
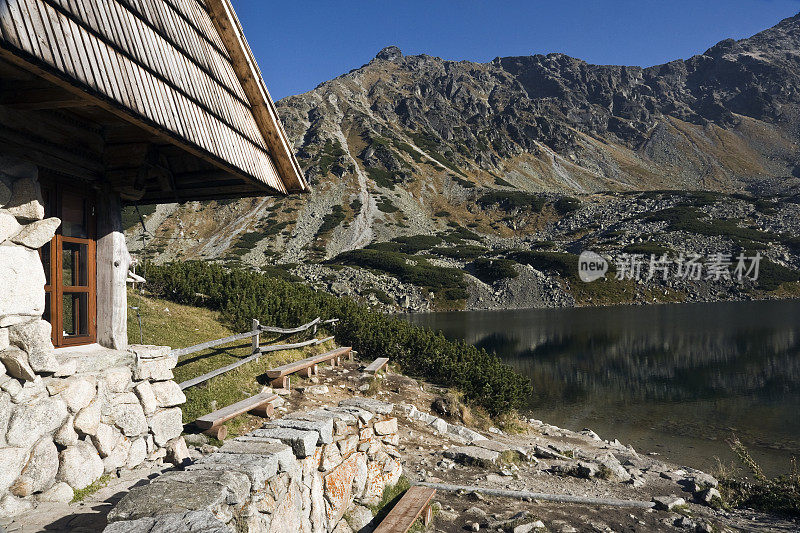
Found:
174,317 -> 338,390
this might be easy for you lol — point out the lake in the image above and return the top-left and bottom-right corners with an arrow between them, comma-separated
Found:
404,300 -> 800,476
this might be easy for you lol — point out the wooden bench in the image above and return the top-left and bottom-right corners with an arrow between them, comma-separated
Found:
265,346 -> 352,389
364,357 -> 389,374
194,392 -> 278,440
374,486 -> 436,533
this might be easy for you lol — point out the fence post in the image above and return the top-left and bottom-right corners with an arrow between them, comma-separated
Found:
252,319 -> 260,356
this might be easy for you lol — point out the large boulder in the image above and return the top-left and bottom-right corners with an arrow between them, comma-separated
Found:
10,217 -> 60,249
60,376 -> 97,413
147,407 -> 183,446
57,439 -> 104,490
0,447 -> 27,493
74,400 -> 101,436
5,177 -> 44,221
0,246 -> 45,327
150,381 -> 186,408
0,210 -> 22,244
6,396 -> 68,448
0,346 -> 36,381
11,437 -> 58,496
9,319 -> 58,374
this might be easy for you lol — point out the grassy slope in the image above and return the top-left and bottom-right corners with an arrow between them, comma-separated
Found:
126,289 -> 336,436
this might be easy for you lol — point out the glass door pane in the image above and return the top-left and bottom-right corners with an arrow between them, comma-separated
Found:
62,292 -> 89,337
62,242 -> 88,287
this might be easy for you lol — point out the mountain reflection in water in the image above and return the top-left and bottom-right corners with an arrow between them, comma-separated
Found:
404,300 -> 800,475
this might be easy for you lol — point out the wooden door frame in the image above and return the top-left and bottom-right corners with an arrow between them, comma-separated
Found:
40,177 -> 98,347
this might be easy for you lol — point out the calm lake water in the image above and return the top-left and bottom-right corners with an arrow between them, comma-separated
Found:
405,300 -> 800,476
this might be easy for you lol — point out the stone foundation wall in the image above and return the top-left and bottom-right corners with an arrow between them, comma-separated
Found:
0,160 -> 187,515
105,398 -> 403,533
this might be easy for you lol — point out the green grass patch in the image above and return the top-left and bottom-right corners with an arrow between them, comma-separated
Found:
127,289 -> 334,435
71,475 -> 112,503
366,167 -> 403,189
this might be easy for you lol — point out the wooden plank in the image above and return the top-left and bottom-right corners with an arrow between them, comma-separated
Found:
365,357 -> 389,373
177,338 -> 324,390
259,317 -> 320,335
194,392 -> 277,429
265,347 -> 352,378
171,328 -> 258,358
373,487 -> 436,533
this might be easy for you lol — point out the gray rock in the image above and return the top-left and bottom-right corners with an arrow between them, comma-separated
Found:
103,510 -> 234,533
74,400 -> 101,436
127,437 -> 147,469
6,177 -> 44,221
132,357 -> 175,381
134,381 -> 157,415
339,397 -> 394,415
0,493 -> 33,517
128,345 -> 171,360
0,391 -> 11,444
0,210 -> 22,244
11,217 -> 61,249
113,402 -> 148,437
109,469 -> 249,522
0,447 -> 27,493
0,347 -> 36,381
9,319 -> 58,374
102,367 -> 133,394
698,487 -> 722,506
652,495 -> 686,511
11,437 -> 58,496
60,376 -> 97,413
430,417 -> 448,434
93,423 -> 123,457
150,380 -> 186,408
533,445 -> 570,460
165,436 -> 190,466
190,452 -> 278,487
0,246 -> 45,327
595,453 -> 631,482
0,327 -> 8,351
52,415 -> 79,447
443,446 -> 500,467
38,481 -> 73,503
8,375 -> 46,403
250,427 -> 318,457
6,396 -> 67,447
264,417 -> 334,445
183,433 -> 209,447
373,417 -> 398,435
103,437 -> 132,473
347,505 -> 374,531
57,439 -> 104,490
148,407 -> 183,447
54,359 -> 77,378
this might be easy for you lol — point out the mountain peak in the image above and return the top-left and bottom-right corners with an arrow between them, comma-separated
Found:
375,46 -> 403,61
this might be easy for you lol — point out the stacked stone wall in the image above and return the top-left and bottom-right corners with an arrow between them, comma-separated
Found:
105,397 -> 403,533
0,160 -> 187,515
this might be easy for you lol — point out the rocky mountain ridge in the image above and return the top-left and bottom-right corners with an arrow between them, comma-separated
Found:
126,13 -> 800,311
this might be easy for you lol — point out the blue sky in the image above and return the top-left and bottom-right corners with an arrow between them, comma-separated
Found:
231,0 -> 800,101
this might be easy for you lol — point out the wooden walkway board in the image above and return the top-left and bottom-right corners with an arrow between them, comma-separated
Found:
374,486 -> 436,533
194,392 -> 277,429
266,347 -> 352,378
365,357 -> 389,373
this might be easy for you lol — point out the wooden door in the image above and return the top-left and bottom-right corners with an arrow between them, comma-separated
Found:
40,179 -> 97,347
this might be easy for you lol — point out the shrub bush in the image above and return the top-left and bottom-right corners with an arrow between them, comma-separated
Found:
144,262 -> 530,415
478,191 -> 546,212
554,196 -> 581,215
471,258 -> 519,284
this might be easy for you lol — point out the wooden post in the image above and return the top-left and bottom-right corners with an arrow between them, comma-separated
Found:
251,318 -> 260,355
96,185 -> 130,350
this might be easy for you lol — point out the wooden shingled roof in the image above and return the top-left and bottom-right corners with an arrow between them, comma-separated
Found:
0,0 -> 308,200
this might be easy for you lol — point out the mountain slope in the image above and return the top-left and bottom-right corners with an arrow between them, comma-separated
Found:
127,13 -> 800,309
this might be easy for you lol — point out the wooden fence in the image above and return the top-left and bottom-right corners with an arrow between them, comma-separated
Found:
174,317 -> 338,390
